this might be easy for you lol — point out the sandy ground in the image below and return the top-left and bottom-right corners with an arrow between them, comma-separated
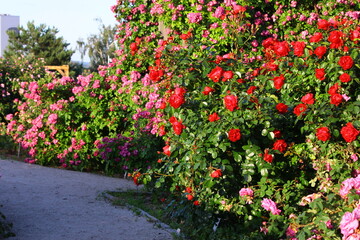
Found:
0,158 -> 174,240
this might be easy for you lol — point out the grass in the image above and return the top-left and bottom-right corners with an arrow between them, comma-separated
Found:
0,209 -> 15,239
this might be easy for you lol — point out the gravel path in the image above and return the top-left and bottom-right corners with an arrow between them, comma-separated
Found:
0,158 -> 174,240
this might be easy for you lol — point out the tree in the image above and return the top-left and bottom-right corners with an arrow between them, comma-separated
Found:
86,19 -> 117,71
4,21 -> 74,66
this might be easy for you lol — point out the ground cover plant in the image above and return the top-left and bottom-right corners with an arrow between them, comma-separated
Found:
1,0 -> 360,239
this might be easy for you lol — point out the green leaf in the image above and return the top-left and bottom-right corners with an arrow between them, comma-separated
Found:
233,151 -> 242,162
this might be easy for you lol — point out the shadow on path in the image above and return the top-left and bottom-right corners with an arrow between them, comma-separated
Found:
0,159 -> 173,240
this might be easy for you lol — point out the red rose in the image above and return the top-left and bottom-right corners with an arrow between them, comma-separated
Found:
228,128 -> 241,142
193,200 -> 200,206
187,194 -> 194,201
224,94 -> 238,111
274,41 -> 290,57
341,123 -> 359,143
314,46 -> 327,59
316,127 -> 331,141
222,70 -> 234,81
328,83 -> 340,95
328,30 -> 344,49
317,19 -> 330,30
211,169 -> 223,178
202,86 -> 215,95
292,41 -> 306,57
130,42 -> 138,51
172,121 -> 185,135
170,117 -> 185,135
273,139 -> 287,153
208,112 -> 220,122
247,86 -> 257,95
133,172 -> 141,186
264,61 -> 279,71
149,67 -> 164,82
169,93 -> 185,108
339,73 -> 351,83
208,66 -> 224,82
309,32 -> 323,43
273,130 -> 282,138
163,145 -> 171,156
315,68 -> 326,81
338,56 -> 353,70
276,103 -> 288,114
301,93 -> 315,105
174,87 -> 186,96
350,30 -> 360,42
263,149 -> 273,163
262,37 -> 276,48
330,93 -> 342,106
293,103 -> 307,116
273,74 -> 285,89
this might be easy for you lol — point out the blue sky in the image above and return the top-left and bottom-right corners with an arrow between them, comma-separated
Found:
2,0 -> 118,61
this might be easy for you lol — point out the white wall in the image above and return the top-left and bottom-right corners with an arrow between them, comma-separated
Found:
0,14 -> 20,57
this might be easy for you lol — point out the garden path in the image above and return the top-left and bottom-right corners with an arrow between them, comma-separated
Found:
0,158 -> 173,240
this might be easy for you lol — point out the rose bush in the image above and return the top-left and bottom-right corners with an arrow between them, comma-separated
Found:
2,0 -> 360,239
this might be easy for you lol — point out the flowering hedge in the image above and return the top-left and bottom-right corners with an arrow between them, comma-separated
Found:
2,0 -> 360,239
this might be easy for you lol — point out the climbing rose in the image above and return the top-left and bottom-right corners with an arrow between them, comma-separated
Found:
273,74 -> 285,89
328,83 -> 340,95
224,95 -> 238,111
273,41 -> 290,57
338,56 -> 354,70
202,86 -> 215,95
187,12 -> 202,23
316,127 -> 331,141
208,66 -> 224,82
170,117 -> 185,135
149,67 -> 164,82
261,198 -> 281,215
208,113 -> 220,122
314,46 -> 327,59
350,29 -> 360,42
317,19 -> 330,30
328,30 -> 344,49
211,169 -> 222,178
339,73 -> 351,83
222,70 -> 234,81
301,93 -> 315,105
292,41 -> 306,57
163,145 -> 171,156
339,208 -> 360,239
263,149 -> 274,163
315,68 -> 326,80
228,128 -> 241,142
273,139 -> 287,153
330,93 -> 343,106
293,103 -> 307,116
341,123 -> 359,143
247,86 -> 257,95
309,32 -> 323,43
276,103 -> 288,113
169,93 -> 185,108
239,188 -> 253,197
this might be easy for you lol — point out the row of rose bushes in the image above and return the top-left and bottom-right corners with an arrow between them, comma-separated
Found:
1,0 -> 360,239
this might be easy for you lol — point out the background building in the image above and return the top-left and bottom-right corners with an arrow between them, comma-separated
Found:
0,14 -> 20,57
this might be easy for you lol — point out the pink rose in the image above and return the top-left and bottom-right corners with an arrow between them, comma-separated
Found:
261,198 -> 281,215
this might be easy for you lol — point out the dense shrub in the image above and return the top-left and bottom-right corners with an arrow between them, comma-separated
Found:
2,0 -> 360,239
